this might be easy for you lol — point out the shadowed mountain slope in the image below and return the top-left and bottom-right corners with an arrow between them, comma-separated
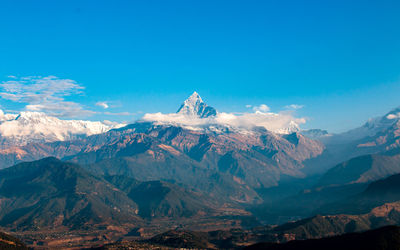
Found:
105,175 -> 226,219
317,152 -> 400,188
0,157 -> 141,230
316,172 -> 400,215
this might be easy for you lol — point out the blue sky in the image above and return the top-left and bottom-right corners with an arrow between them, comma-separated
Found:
0,0 -> 399,132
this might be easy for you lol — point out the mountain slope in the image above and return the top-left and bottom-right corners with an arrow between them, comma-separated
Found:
71,122 -> 323,187
83,146 -> 261,204
57,122 -> 326,205
251,182 -> 368,224
0,157 -> 141,230
316,172 -> 400,215
317,152 -> 400,188
252,146 -> 400,224
105,175 -> 224,219
255,149 -> 400,223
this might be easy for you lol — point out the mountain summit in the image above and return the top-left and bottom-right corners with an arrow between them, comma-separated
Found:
176,92 -> 217,118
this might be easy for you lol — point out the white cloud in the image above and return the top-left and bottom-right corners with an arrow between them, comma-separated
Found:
96,101 -> 109,109
0,76 -> 94,118
102,119 -> 126,126
104,111 -> 135,116
142,109 -> 306,134
285,104 -> 304,110
25,102 -> 96,117
245,104 -> 252,108
387,113 -> 400,119
252,104 -> 270,113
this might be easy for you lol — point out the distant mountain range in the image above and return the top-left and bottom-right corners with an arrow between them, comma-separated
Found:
0,110 -> 124,147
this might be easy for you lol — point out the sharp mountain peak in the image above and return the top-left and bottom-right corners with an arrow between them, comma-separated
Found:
176,91 -> 217,118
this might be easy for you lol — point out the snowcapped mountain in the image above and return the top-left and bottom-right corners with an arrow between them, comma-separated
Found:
277,120 -> 301,134
303,106 -> 400,175
360,107 -> 400,136
176,91 -> 217,118
321,107 -> 400,145
0,110 -> 125,147
300,129 -> 329,140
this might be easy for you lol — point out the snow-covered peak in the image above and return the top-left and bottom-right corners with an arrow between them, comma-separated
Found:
355,107 -> 400,137
0,110 -> 125,147
275,120 -> 301,134
187,91 -> 202,103
0,109 -> 18,122
324,106 -> 400,144
300,129 -> 329,140
176,92 -> 217,118
15,111 -> 54,124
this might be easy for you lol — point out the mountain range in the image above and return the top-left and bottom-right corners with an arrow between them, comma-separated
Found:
2,92 -> 400,248
0,93 -> 325,204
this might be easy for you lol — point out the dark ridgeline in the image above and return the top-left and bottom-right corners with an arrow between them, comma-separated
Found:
245,226 -> 400,250
0,231 -> 28,250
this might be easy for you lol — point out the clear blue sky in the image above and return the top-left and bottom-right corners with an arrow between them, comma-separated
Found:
0,0 -> 399,132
